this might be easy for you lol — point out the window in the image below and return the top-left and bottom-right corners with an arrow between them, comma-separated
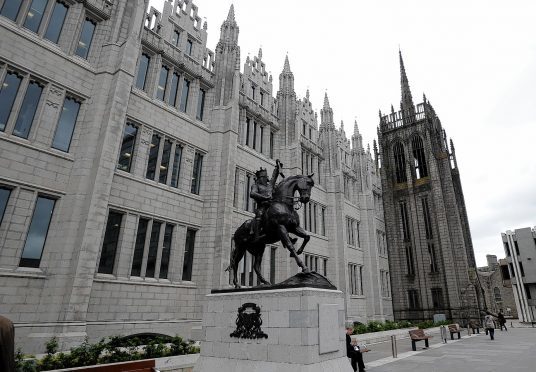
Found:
168,72 -> 180,107
145,221 -> 161,278
252,121 -> 257,150
431,288 -> 443,309
244,173 -> 253,212
348,263 -> 363,295
260,91 -> 264,106
500,264 -> 510,280
19,195 -> 56,268
97,211 -> 123,274
233,169 -> 239,207
509,263 -> 515,277
117,122 -> 138,172
179,78 -> 190,112
44,1 -> 68,43
171,29 -> 180,47
0,187 -> 12,227
525,284 -> 532,300
135,54 -> 150,90
428,243 -> 438,273
260,126 -> 264,153
156,66 -> 169,101
346,217 -> 359,247
191,151 -> 203,194
408,289 -> 419,309
400,201 -> 411,242
75,18 -> 96,59
0,0 -> 23,21
196,89 -> 205,121
305,253 -> 327,276
182,228 -> 196,281
130,218 -> 174,279
412,135 -> 428,178
514,241 -> 520,255
145,133 -> 161,180
159,139 -> 172,184
186,39 -> 193,55
269,131 -> 274,158
12,80 -> 43,138
519,261 -> 525,277
170,144 -> 182,188
245,117 -> 251,146
321,207 -> 326,236
130,218 -> 148,277
51,96 -> 81,152
493,287 -> 502,303
23,0 -> 47,33
405,245 -> 415,276
422,197 -> 433,239
393,142 -> 406,183
504,242 -> 510,257
0,71 -> 23,131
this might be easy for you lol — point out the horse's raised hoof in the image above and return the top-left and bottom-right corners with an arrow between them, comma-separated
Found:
302,267 -> 311,273
290,237 -> 298,245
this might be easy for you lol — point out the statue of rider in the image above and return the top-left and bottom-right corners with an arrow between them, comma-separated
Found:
250,159 -> 284,241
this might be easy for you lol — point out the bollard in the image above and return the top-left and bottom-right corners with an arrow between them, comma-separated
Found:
391,335 -> 397,358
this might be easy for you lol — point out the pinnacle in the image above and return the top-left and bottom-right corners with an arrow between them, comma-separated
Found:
258,48 -> 262,59
227,4 -> 235,21
399,49 -> 414,108
354,119 -> 360,135
323,92 -> 330,109
283,54 -> 291,73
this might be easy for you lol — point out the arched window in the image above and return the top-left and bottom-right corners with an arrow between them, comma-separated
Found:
393,142 -> 407,183
494,287 -> 502,303
412,135 -> 428,179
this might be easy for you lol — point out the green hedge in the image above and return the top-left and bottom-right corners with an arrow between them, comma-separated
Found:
16,335 -> 199,372
353,319 -> 451,334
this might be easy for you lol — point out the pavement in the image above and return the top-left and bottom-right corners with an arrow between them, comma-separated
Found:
360,326 -> 536,372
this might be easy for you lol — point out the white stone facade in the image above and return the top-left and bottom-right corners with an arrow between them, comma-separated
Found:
0,0 -> 391,353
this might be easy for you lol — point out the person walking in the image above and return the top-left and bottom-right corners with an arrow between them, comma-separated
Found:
497,310 -> 507,331
346,323 -> 368,372
0,314 -> 15,372
484,311 -> 496,340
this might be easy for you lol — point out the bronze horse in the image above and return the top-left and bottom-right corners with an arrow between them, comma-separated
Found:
226,174 -> 315,288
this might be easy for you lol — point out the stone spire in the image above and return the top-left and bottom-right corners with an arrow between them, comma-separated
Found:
283,54 -> 291,73
320,92 -> 334,131
399,49 -> 414,110
258,47 -> 262,59
227,4 -> 235,21
323,92 -> 330,109
278,54 -> 294,94
354,119 -> 359,135
352,119 -> 363,152
214,4 -> 240,105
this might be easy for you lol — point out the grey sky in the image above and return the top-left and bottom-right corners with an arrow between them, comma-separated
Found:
149,0 -> 536,266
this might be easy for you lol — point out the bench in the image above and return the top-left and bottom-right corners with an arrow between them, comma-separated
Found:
409,329 -> 432,351
448,323 -> 461,340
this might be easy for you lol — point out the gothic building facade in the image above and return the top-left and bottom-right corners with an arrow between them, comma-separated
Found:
376,53 -> 480,322
0,0 -> 391,353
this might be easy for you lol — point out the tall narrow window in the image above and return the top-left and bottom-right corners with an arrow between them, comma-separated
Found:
321,207 -> 326,236
171,29 -> 180,47
51,97 -> 81,152
117,123 -> 138,172
97,211 -> 123,274
269,131 -> 274,158
168,72 -> 180,107
13,80 -> 43,138
428,243 -> 438,273
244,173 -> 252,212
408,289 -> 420,309
0,0 -> 23,21
135,54 -> 150,90
260,126 -> 264,153
159,224 -> 173,279
196,89 -> 206,121
0,72 -> 23,131
405,245 -> 415,276
260,91 -> 264,106
23,0 -> 47,32
156,66 -> 169,101
179,78 -> 190,112
75,18 -> 96,59
252,121 -> 257,150
182,228 -> 196,281
145,133 -> 161,180
130,218 -> 149,277
493,287 -> 502,303
245,118 -> 251,146
170,144 -> 182,188
186,39 -> 193,55
19,196 -> 56,268
412,135 -> 428,179
400,202 -> 411,242
422,197 -> 433,239
431,288 -> 443,309
0,187 -> 12,227
44,1 -> 68,43
191,151 -> 203,194
519,261 -> 525,277
393,142 -> 406,183
145,221 -> 161,278
159,139 -> 172,184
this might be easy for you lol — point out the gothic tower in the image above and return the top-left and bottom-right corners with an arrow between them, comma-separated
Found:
377,52 -> 480,322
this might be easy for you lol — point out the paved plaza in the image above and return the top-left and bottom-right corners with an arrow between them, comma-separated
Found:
362,326 -> 536,372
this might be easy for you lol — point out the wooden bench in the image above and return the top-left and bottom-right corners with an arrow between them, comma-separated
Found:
448,323 -> 461,340
409,329 -> 432,351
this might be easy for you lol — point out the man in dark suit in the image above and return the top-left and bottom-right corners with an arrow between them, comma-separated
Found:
346,323 -> 367,372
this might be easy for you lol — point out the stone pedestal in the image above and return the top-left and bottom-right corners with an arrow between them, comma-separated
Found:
194,287 -> 351,372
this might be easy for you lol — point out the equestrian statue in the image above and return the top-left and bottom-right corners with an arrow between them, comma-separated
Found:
226,160 -> 315,288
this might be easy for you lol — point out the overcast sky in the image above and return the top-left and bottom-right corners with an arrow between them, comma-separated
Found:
149,0 -> 536,266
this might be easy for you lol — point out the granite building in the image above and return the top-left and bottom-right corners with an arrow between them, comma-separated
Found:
502,227 -> 536,322
376,52 -> 480,322
0,0 -> 391,353
477,255 -> 517,318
